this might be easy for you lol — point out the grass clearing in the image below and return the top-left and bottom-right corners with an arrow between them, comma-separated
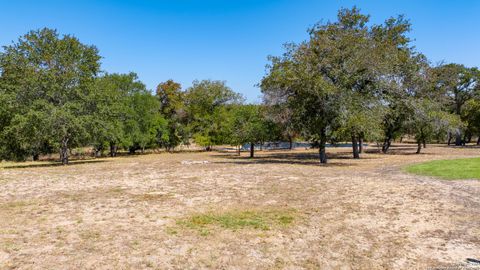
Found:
174,209 -> 296,235
1,146 -> 479,268
405,157 -> 480,180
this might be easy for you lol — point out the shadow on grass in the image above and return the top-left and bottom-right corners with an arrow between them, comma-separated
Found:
210,151 -> 373,166
435,144 -> 480,149
367,143 -> 480,155
364,144 -> 436,155
1,159 -> 109,169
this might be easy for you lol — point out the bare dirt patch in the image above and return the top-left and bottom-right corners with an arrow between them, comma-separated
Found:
0,144 -> 479,269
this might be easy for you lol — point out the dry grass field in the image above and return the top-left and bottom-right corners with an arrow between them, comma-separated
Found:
0,144 -> 479,269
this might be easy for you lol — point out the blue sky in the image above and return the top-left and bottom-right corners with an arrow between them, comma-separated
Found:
1,0 -> 479,102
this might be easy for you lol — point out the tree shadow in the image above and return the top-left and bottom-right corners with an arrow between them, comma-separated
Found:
436,144 -> 480,149
364,144 -> 436,155
210,151 -> 374,167
2,159 -> 109,169
365,143 -> 480,155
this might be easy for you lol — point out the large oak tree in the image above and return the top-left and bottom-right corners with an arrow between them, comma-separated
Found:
0,28 -> 101,164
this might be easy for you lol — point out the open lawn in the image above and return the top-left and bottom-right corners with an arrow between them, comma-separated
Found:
1,144 -> 480,269
406,157 -> 480,180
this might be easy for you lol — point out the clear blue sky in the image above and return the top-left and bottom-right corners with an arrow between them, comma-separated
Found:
1,0 -> 479,102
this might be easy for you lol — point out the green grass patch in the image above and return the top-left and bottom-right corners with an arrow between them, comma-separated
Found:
405,157 -> 480,180
174,209 -> 296,236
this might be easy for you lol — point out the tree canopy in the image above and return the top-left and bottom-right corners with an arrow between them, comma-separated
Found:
261,7 -> 468,163
184,80 -> 243,150
0,8 -> 479,165
0,28 -> 101,163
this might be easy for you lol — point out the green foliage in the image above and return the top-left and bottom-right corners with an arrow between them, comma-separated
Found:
1,108 -> 54,161
406,158 -> 480,180
260,7 -> 473,159
156,80 -> 189,150
0,28 -> 101,163
1,10 -> 480,164
228,105 -> 270,146
123,90 -> 168,153
261,7 -> 412,162
262,103 -> 297,145
88,73 -> 139,156
336,93 -> 386,143
406,99 -> 460,142
405,99 -> 461,151
157,80 -> 184,117
374,26 -> 430,152
0,29 -> 169,161
462,99 -> 480,137
430,64 -> 480,145
432,64 -> 480,115
185,80 -> 243,148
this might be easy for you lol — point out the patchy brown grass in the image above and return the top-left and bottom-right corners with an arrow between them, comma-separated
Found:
0,144 -> 479,269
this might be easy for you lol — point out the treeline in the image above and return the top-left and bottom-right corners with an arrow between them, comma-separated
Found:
1,7 -> 479,165
0,29 -> 280,164
260,7 -> 480,163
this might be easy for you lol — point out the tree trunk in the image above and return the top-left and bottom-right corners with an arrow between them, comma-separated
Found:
466,134 -> 472,144
423,139 -> 426,149
94,145 -> 103,158
319,129 -> 327,164
477,136 -> 480,145
351,134 -> 360,159
447,132 -> 452,145
238,145 -> 241,156
288,136 -> 293,150
359,136 -> 363,154
382,136 -> 391,153
416,142 -> 422,154
110,142 -> 117,157
249,143 -> 254,158
33,154 -> 39,161
455,129 -> 462,146
60,137 -> 69,165
319,144 -> 327,164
